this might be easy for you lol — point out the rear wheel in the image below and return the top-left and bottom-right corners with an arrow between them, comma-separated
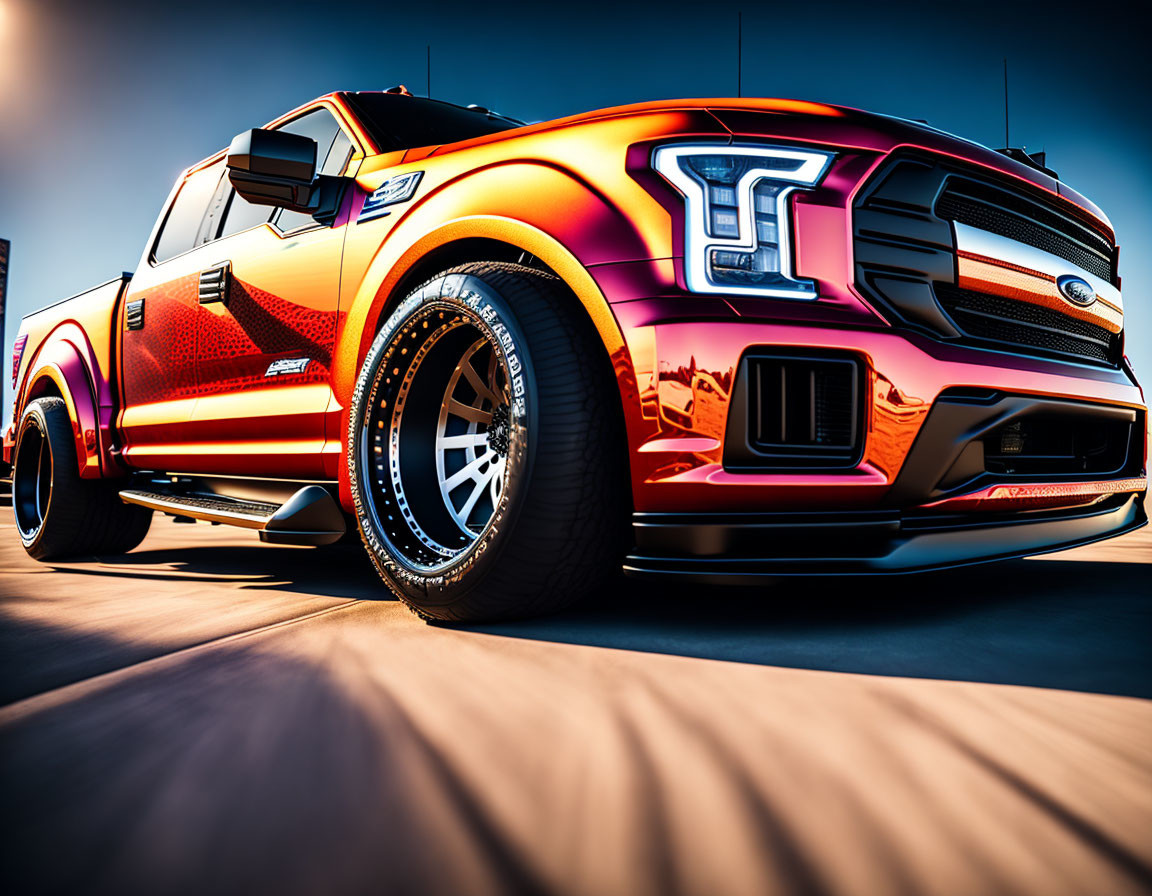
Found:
348,262 -> 628,622
12,397 -> 152,560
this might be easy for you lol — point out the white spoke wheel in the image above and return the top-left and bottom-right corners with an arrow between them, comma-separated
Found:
366,311 -> 513,564
348,262 -> 628,623
434,338 -> 509,539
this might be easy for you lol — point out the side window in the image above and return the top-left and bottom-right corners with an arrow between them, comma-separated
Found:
275,107 -> 341,163
153,161 -> 225,263
218,189 -> 275,238
209,106 -> 355,243
273,108 -> 350,233
325,130 -> 353,176
198,175 -> 231,245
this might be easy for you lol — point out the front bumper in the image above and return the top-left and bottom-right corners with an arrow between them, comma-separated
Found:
606,300 -> 1146,511
600,126 -> 1144,576
596,275 -> 1146,576
625,493 -> 1146,581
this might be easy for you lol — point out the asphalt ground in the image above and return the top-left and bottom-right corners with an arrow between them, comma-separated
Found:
1,499 -> 1150,896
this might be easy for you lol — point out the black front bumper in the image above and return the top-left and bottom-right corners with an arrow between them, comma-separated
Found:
623,494 -> 1146,582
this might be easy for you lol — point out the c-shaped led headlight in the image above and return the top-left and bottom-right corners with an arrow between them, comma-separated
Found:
652,144 -> 834,299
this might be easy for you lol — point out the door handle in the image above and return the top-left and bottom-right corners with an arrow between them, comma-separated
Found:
198,261 -> 232,305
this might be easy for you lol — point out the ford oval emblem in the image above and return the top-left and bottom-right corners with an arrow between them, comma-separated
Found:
1057,275 -> 1097,308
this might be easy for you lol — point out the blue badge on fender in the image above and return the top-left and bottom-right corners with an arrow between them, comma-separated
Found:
359,171 -> 423,222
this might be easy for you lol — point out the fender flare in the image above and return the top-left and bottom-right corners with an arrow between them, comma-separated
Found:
18,325 -> 116,479
340,216 -> 632,390
338,155 -> 666,395
334,216 -> 643,508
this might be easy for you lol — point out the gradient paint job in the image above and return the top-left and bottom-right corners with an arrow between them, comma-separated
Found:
6,94 -> 1147,525
955,251 -> 1123,333
923,478 -> 1149,513
7,277 -> 129,479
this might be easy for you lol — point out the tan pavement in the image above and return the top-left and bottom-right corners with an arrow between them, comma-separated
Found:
1,501 -> 1150,896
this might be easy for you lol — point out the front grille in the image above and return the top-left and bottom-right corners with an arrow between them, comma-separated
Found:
935,283 -> 1121,365
725,352 -> 862,470
936,179 -> 1116,284
853,153 -> 1121,368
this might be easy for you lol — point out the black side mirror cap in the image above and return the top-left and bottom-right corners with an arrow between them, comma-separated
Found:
227,128 -> 316,181
227,128 -> 320,211
225,127 -> 346,222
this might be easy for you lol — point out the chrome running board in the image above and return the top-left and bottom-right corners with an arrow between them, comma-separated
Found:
119,484 -> 346,546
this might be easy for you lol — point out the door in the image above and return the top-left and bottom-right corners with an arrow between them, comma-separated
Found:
119,158 -> 228,472
185,107 -> 356,478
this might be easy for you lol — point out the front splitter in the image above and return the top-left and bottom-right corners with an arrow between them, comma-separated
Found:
623,494 -> 1146,582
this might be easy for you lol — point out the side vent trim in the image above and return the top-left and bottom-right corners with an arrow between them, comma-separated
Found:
199,261 -> 231,305
125,299 -> 145,330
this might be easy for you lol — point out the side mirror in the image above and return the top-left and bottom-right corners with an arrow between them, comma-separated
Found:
226,128 -> 346,226
226,128 -> 318,210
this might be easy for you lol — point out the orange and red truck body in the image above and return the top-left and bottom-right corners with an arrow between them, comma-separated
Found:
7,93 -> 1147,578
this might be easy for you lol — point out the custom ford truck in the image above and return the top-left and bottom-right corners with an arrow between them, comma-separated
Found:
6,89 -> 1147,621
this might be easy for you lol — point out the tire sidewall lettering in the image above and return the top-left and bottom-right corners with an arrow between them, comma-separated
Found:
348,273 -> 536,604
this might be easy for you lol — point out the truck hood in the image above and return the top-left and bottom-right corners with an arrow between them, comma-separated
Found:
403,97 -> 1111,236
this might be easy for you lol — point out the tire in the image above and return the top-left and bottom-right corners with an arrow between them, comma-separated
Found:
12,397 -> 153,560
348,262 -> 628,622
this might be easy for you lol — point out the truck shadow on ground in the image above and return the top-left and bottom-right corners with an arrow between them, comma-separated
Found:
44,542 -> 388,600
29,542 -> 1152,699
6,497 -> 1149,700
474,556 -> 1152,699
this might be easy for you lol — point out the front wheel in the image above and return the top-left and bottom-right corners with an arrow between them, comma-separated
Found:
348,262 -> 628,622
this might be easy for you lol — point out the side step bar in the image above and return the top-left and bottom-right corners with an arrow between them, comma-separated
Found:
120,485 -> 347,546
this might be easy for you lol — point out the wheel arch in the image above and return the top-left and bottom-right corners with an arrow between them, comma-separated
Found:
340,217 -> 631,387
335,219 -> 642,511
16,324 -> 114,479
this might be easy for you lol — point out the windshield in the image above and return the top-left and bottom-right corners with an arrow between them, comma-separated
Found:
342,92 -> 522,152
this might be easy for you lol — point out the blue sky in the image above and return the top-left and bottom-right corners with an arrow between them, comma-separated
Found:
1,0 -> 1148,421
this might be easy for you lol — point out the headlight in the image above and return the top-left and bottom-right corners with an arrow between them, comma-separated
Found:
652,144 -> 834,299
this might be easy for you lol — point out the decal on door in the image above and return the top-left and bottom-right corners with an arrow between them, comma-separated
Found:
265,357 -> 312,377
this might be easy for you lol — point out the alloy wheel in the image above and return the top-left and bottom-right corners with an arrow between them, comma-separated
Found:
360,305 -> 515,571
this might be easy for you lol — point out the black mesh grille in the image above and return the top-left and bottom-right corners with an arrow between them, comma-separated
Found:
936,179 -> 1116,284
853,152 -> 1123,369
935,283 -> 1120,365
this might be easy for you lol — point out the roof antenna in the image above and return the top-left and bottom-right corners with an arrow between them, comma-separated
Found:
992,61 -> 1056,178
1003,57 -> 1010,147
737,12 -> 743,98
427,45 -> 432,98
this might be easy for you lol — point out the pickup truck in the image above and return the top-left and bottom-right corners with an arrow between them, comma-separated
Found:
7,88 -> 1147,622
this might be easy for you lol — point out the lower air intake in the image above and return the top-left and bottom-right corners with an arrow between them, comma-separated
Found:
725,351 -> 863,470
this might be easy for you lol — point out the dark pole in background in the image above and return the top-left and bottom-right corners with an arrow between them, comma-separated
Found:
1003,58 -> 1010,147
0,238 -> 8,405
0,238 -> 8,463
427,45 -> 432,98
737,12 -> 742,98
